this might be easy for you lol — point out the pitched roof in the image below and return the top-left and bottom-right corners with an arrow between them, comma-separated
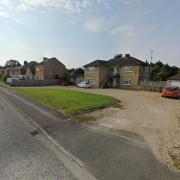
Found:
26,61 -> 38,75
168,71 -> 180,80
38,57 -> 66,68
83,60 -> 108,68
84,55 -> 146,68
119,56 -> 146,66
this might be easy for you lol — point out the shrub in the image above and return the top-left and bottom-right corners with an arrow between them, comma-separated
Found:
2,74 -> 11,82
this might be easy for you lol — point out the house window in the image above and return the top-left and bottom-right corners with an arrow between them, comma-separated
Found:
36,67 -> 39,71
123,79 -> 132,85
123,66 -> 133,72
87,67 -> 95,72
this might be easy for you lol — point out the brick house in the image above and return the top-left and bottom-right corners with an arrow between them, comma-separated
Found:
8,61 -> 28,79
83,54 -> 151,89
35,57 -> 66,80
25,61 -> 38,80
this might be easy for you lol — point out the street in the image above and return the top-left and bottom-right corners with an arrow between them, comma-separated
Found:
0,91 -> 81,180
0,87 -> 180,180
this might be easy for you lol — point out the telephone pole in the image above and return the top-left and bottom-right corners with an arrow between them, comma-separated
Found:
150,50 -> 154,63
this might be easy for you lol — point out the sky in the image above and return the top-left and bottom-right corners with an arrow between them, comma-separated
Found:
0,0 -> 180,68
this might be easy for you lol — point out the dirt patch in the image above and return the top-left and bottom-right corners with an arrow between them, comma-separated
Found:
75,115 -> 97,122
62,87 -> 180,171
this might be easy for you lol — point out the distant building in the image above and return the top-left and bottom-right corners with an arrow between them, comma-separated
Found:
70,69 -> 84,84
83,54 -> 151,89
25,61 -> 38,80
167,70 -> 180,87
35,57 -> 66,80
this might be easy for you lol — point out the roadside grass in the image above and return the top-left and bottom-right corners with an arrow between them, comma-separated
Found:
75,115 -> 97,122
170,153 -> 180,170
14,88 -> 119,119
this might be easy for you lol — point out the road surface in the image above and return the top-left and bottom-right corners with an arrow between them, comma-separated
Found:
0,92 -> 79,180
0,86 -> 180,180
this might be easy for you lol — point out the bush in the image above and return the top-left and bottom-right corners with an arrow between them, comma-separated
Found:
2,74 -> 11,82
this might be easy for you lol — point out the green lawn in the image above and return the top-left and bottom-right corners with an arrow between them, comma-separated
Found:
14,88 -> 118,116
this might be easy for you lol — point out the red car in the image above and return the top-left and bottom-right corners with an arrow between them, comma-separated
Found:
162,86 -> 180,99
59,80 -> 74,86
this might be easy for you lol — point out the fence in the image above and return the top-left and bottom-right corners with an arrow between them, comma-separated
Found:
12,79 -> 59,87
139,81 -> 167,92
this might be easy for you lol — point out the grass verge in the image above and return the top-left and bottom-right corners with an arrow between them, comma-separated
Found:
14,87 -> 119,119
170,154 -> 180,170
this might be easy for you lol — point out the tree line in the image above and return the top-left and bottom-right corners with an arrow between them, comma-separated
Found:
149,61 -> 178,81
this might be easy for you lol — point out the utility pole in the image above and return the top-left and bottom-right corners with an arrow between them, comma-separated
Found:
150,50 -> 154,63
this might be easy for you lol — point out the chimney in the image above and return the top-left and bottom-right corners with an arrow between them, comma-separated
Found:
43,57 -> 48,62
116,54 -> 123,58
24,61 -> 28,66
125,54 -> 130,58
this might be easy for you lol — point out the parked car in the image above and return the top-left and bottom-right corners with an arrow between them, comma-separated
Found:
77,81 -> 92,88
6,78 -> 20,86
161,86 -> 180,98
59,80 -> 74,86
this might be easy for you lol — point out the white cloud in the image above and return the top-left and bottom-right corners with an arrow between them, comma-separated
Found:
18,0 -> 93,12
120,0 -> 145,5
83,17 -> 106,32
0,0 -> 9,4
111,25 -> 135,37
0,11 -> 9,17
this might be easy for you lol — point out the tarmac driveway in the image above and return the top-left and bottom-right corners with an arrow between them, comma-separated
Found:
61,87 -> 180,171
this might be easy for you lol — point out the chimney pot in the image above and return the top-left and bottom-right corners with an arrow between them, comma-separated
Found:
125,54 -> 130,58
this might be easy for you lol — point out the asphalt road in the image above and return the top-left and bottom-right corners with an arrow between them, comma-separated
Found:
0,92 -> 78,180
0,86 -> 180,180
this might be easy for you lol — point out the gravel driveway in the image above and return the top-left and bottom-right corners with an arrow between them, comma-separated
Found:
61,87 -> 180,171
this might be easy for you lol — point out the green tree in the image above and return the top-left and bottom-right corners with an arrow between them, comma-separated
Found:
151,61 -> 178,81
5,59 -> 21,68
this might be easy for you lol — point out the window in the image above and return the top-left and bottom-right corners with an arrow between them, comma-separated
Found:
87,67 -> 95,72
123,66 -> 133,72
123,79 -> 132,85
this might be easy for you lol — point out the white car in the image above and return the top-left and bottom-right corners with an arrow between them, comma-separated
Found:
77,82 -> 91,88
6,78 -> 20,86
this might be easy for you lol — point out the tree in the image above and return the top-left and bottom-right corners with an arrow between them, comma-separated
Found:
150,61 -> 178,81
5,59 -> 21,68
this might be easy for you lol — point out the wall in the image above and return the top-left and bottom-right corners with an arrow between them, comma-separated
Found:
25,68 -> 34,80
84,66 -> 112,88
99,66 -> 112,88
12,79 -> 59,87
35,65 -> 44,80
119,66 -> 140,88
84,67 -> 98,87
44,59 -> 66,79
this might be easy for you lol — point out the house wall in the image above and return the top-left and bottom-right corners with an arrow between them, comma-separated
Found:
9,70 -> 14,77
99,66 -> 112,88
84,67 -> 98,87
85,65 -> 147,89
35,65 -> 44,80
139,66 -> 151,82
44,59 -> 66,79
84,66 -> 111,88
26,68 -> 34,80
35,59 -> 66,80
119,66 -> 140,89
